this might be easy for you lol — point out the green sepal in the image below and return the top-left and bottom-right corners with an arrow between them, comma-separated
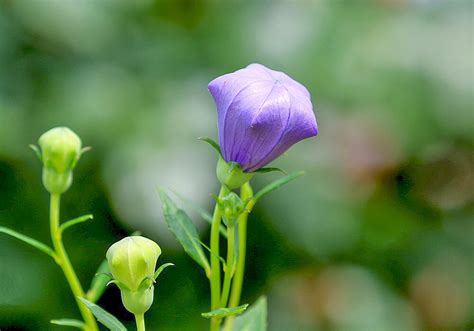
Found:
154,262 -> 174,280
106,279 -> 121,287
254,167 -> 287,175
86,260 -> 112,303
138,276 -> 155,290
50,319 -> 85,329
216,158 -> 255,190
60,214 -> 93,233
159,189 -> 211,277
79,298 -> 127,331
201,304 -> 249,319
29,144 -> 42,162
198,137 -> 222,157
0,226 -> 57,260
253,171 -> 305,202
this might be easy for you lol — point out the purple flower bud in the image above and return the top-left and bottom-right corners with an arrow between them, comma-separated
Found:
208,63 -> 318,172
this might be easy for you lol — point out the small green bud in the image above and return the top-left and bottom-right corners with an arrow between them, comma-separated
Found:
216,157 -> 255,190
106,236 -> 161,315
218,192 -> 246,227
36,127 -> 83,194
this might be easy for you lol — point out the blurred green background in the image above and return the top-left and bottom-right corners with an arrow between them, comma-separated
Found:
0,0 -> 472,330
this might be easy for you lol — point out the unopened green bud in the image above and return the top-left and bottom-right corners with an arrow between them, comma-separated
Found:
216,157 -> 255,190
35,127 -> 83,194
106,236 -> 161,315
218,192 -> 245,227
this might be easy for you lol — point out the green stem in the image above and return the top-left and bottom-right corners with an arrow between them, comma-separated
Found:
50,194 -> 98,331
223,182 -> 253,331
135,314 -> 145,331
220,224 -> 235,307
209,185 -> 228,331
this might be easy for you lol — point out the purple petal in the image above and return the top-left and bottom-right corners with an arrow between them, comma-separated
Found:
208,63 -> 318,171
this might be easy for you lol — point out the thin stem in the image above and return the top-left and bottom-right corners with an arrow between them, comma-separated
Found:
50,194 -> 98,331
223,182 -> 253,331
135,314 -> 145,331
220,224 -> 235,307
209,185 -> 228,331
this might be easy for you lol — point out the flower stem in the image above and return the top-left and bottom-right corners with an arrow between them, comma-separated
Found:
223,182 -> 253,331
135,314 -> 145,331
209,185 -> 228,331
50,194 -> 98,331
220,224 -> 235,307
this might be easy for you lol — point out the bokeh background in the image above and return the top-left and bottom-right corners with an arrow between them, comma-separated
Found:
0,0 -> 472,330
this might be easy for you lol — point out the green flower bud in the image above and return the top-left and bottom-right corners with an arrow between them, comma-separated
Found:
218,192 -> 246,227
216,157 -> 255,190
36,127 -> 82,194
106,236 -> 161,315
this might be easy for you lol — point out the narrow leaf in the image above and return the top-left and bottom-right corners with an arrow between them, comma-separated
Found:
198,137 -> 222,157
253,171 -> 305,202
201,304 -> 249,319
172,190 -> 213,222
86,260 -> 110,303
254,167 -> 287,175
0,226 -> 56,259
79,298 -> 127,331
60,214 -> 93,233
154,262 -> 174,280
234,297 -> 267,331
198,239 -> 226,266
159,189 -> 211,275
50,319 -> 85,329
171,190 -> 227,238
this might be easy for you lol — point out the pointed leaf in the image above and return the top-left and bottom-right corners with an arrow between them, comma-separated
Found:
158,189 -> 211,275
253,171 -> 305,203
86,260 -> 110,303
0,226 -> 56,259
198,239 -> 226,267
79,298 -> 127,331
201,304 -> 249,319
234,297 -> 267,331
60,214 -> 93,233
154,262 -> 174,280
172,190 -> 227,238
50,319 -> 85,329
198,137 -> 222,157
254,167 -> 287,175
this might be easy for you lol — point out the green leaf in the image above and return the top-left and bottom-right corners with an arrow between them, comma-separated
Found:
198,137 -> 222,157
201,304 -> 249,319
198,239 -> 227,267
253,171 -> 305,203
86,260 -> 110,303
50,319 -> 85,329
158,189 -> 211,275
172,190 -> 213,223
60,214 -> 93,233
171,190 -> 227,238
79,298 -> 127,331
154,262 -> 174,280
254,167 -> 287,175
234,297 -> 267,331
0,226 -> 56,259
